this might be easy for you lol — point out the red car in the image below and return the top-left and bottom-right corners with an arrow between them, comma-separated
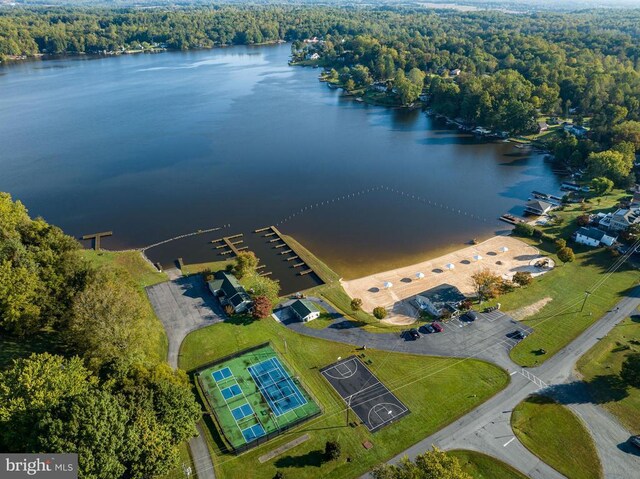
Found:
431,322 -> 443,333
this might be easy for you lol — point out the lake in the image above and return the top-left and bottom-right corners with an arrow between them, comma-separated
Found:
0,43 -> 561,293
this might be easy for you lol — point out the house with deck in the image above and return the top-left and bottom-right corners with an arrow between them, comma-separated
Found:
415,284 -> 467,318
208,271 -> 253,314
609,208 -> 640,232
524,199 -> 554,216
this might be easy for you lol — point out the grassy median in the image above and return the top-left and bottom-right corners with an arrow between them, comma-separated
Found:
511,395 -> 603,479
449,450 -> 528,479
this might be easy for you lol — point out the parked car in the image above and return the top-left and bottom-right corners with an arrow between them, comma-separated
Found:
431,322 -> 443,333
423,324 -> 435,334
513,330 -> 528,340
629,435 -> 640,450
462,310 -> 478,322
407,328 -> 420,340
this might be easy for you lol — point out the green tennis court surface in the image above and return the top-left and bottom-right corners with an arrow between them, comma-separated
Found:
199,344 -> 321,450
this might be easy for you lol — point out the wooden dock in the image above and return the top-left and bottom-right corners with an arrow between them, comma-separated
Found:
299,269 -> 314,276
499,214 -> 526,225
81,231 -> 113,251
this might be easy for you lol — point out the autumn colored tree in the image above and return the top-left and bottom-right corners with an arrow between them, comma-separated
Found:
252,296 -> 272,319
513,271 -> 533,286
372,447 -> 472,479
557,247 -> 575,264
471,269 -> 503,301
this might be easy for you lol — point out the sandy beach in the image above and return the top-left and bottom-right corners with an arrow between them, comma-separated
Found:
341,236 -> 553,325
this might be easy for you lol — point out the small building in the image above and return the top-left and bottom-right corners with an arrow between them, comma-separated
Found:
574,227 -> 617,247
290,299 -> 321,322
415,284 -> 466,318
524,199 -> 554,216
538,121 -> 549,132
609,208 -> 640,232
449,68 -> 461,76
371,81 -> 387,92
563,124 -> 588,138
307,52 -> 320,60
208,271 -> 252,314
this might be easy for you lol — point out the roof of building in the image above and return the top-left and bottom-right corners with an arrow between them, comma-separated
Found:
417,284 -> 466,306
210,271 -> 251,308
576,227 -> 612,241
290,299 -> 320,318
525,199 -> 553,212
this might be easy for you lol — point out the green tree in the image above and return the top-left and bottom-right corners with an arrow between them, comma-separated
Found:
514,223 -> 535,237
0,353 -> 96,450
325,440 -> 341,461
234,251 -> 259,279
471,269 -> 503,301
620,352 -> 640,388
613,121 -> 640,150
373,307 -> 387,320
557,247 -> 575,264
372,447 -> 472,479
244,274 -> 280,303
69,268 -> 152,368
554,238 -> 567,250
586,150 -> 633,185
591,177 -> 614,196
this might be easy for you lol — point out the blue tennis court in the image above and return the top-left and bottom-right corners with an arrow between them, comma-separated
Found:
231,403 -> 254,421
241,424 -> 265,442
248,357 -> 308,417
212,367 -> 232,382
221,384 -> 242,400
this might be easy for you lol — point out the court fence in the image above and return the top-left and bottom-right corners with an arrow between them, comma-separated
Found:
193,341 -> 322,455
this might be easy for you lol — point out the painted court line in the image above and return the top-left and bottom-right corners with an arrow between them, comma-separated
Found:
503,437 -> 516,447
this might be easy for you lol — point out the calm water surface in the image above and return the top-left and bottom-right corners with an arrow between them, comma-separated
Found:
0,44 -> 561,292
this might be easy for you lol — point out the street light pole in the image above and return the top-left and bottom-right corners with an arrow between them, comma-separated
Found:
580,291 -> 591,312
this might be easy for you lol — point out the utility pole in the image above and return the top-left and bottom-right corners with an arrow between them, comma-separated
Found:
182,463 -> 192,478
580,291 -> 591,312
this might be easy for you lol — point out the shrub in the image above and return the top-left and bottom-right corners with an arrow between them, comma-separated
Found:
460,299 -> 473,310
251,296 -> 272,319
373,307 -> 387,320
621,353 -> 640,388
513,271 -> 533,286
514,223 -> 535,237
576,214 -> 591,227
554,238 -> 567,250
273,472 -> 285,479
350,298 -> 363,311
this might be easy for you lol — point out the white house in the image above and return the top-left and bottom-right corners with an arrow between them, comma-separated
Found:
290,299 -> 321,322
449,68 -> 462,76
574,227 -> 617,247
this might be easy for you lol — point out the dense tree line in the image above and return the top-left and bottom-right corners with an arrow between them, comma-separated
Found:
0,192 -> 200,478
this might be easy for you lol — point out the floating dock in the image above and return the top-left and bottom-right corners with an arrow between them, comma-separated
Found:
499,214 -> 526,225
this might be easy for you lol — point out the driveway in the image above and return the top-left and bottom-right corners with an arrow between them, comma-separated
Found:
147,274 -> 224,368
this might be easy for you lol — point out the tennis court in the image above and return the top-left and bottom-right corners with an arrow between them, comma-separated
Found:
198,344 -> 321,451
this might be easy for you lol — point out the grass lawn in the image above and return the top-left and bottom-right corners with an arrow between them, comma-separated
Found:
182,259 -> 233,276
496,194 -> 640,366
511,395 -> 603,479
180,318 -> 509,479
81,249 -> 169,363
576,315 -> 640,433
448,450 -> 528,479
158,442 -> 197,479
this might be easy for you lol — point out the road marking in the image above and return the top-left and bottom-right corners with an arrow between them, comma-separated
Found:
503,437 -> 516,447
510,371 -> 518,376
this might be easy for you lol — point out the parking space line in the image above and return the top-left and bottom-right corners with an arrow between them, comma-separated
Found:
503,437 -> 516,447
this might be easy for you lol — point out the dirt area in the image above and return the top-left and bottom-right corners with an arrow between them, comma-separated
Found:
342,236 -> 552,324
509,297 -> 553,321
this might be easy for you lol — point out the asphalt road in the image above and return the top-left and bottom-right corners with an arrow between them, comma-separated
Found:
147,271 -> 222,479
276,293 -> 640,478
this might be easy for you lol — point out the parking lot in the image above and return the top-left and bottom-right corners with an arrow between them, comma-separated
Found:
279,299 -> 533,367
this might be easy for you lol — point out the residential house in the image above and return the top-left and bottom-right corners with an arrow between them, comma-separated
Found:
524,199 -> 554,216
449,68 -> 462,76
290,299 -> 321,322
574,227 -> 617,247
609,208 -> 640,232
307,52 -> 320,60
563,123 -> 588,138
415,284 -> 466,317
208,271 -> 253,314
537,121 -> 549,132
371,81 -> 388,92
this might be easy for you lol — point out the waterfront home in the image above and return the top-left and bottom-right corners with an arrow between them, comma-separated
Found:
371,81 -> 388,92
538,121 -> 549,132
563,123 -> 588,138
609,208 -> 640,232
450,68 -> 462,76
208,271 -> 253,314
415,284 -> 466,318
290,299 -> 321,322
574,227 -> 617,247
524,199 -> 554,216
307,52 -> 320,60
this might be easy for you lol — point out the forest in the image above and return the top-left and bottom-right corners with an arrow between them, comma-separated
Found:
1,4 -> 640,173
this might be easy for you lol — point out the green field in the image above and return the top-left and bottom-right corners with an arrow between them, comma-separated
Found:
511,395 -> 603,479
180,317 -> 509,479
449,450 -> 528,479
576,315 -> 640,433
198,344 -> 321,450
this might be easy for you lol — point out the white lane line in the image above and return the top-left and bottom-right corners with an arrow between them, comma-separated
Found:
503,437 -> 516,447
510,371 -> 518,376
